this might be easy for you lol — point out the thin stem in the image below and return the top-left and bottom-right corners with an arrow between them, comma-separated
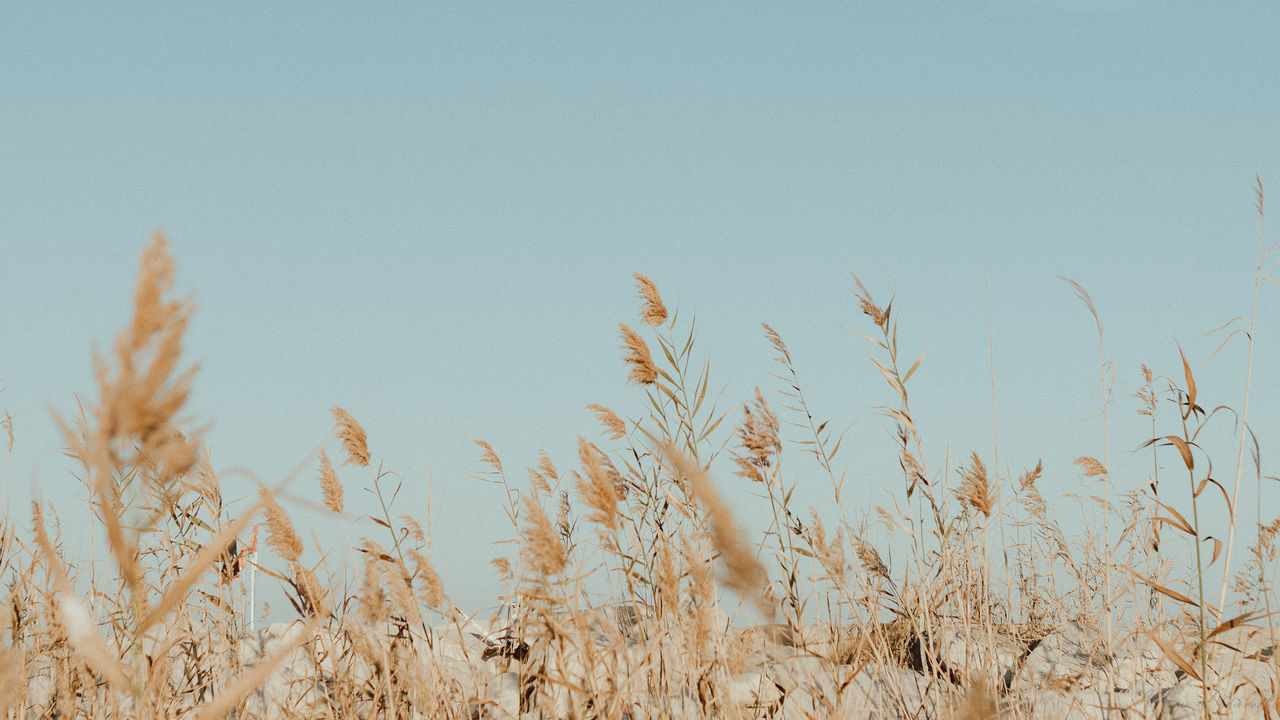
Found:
1218,182 -> 1266,613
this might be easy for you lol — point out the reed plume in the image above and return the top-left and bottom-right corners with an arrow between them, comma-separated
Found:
633,273 -> 668,326
663,445 -> 772,618
732,388 -> 781,484
576,438 -> 620,531
260,485 -> 302,563
520,496 -> 568,576
475,439 -> 503,475
619,324 -> 659,386
318,448 -> 343,513
956,452 -> 995,519
331,406 -> 370,467
586,403 -> 627,440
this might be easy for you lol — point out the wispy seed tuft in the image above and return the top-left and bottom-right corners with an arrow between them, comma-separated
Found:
330,407 -> 369,467
318,449 -> 343,513
620,324 -> 659,386
633,273 -> 668,326
586,403 -> 627,440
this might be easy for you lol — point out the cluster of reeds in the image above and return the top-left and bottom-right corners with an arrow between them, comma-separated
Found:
1,182 -> 1277,719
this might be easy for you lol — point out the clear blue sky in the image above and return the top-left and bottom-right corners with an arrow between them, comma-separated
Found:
4,2 -> 1280,617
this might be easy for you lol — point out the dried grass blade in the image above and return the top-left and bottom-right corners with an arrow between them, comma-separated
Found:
1144,630 -> 1201,683
902,350 -> 926,384
1163,435 -> 1195,470
1179,345 -> 1197,416
1206,611 -> 1260,642
1206,536 -> 1223,565
1150,497 -> 1196,535
1124,565 -> 1199,607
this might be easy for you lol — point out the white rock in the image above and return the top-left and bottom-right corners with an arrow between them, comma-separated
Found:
927,625 -> 1023,683
1149,680 -> 1270,720
1014,621 -> 1110,692
776,663 -> 952,720
728,668 -> 784,710
1015,687 -> 1138,720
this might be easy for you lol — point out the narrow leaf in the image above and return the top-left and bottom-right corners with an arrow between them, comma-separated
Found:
1206,536 -> 1223,565
1179,345 -> 1197,418
1133,570 -> 1199,607
1144,630 -> 1201,682
902,350 -> 926,384
1163,435 -> 1195,470
1206,611 -> 1260,642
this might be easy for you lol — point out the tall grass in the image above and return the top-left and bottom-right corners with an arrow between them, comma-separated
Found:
2,189 -> 1278,719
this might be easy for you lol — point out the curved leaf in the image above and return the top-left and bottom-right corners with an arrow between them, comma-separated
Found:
1162,435 -> 1195,470
1179,345 -> 1197,419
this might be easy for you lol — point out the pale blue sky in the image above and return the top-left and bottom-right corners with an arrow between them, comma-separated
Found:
4,3 -> 1280,616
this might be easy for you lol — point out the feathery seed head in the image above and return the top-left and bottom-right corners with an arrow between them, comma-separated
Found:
475,440 -> 503,475
408,547 -> 446,608
619,324 -> 659,386
633,273 -> 668,326
576,437 -> 620,531
732,388 -> 782,483
854,538 -> 890,581
259,484 -> 302,563
318,449 -> 343,513
520,496 -> 568,576
852,274 -> 888,329
586,403 -> 627,440
956,451 -> 995,519
762,323 -> 792,366
666,445 -> 772,619
330,407 -> 369,467
1018,460 -> 1044,490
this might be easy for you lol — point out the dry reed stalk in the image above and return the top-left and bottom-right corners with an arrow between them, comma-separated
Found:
853,537 -> 890,582
406,546 -> 447,608
475,439 -> 503,475
100,233 -> 197,447
655,533 -> 680,617
806,512 -> 848,588
587,403 -> 628,440
520,496 -> 568,576
956,452 -> 995,519
1218,178 -> 1271,614
1,408 -> 12,454
619,324 -> 659,386
318,448 -> 343,513
731,388 -> 781,486
384,556 -> 426,628
357,542 -> 390,625
555,490 -> 574,546
852,274 -> 888,329
331,406 -> 370,467
662,445 -> 772,619
138,499 -> 262,633
536,453 -> 559,483
287,561 -> 329,618
577,438 -> 621,531
54,234 -> 206,633
260,485 -> 303,563
634,273 -> 668,327
527,452 -> 559,495
31,502 -> 132,694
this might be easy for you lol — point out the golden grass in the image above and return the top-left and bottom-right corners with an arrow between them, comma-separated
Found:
6,204 -> 1280,720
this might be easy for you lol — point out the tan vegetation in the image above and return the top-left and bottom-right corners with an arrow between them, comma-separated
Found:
3,186 -> 1280,719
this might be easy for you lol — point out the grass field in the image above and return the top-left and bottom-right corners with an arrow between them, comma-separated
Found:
3,197 -> 1279,719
